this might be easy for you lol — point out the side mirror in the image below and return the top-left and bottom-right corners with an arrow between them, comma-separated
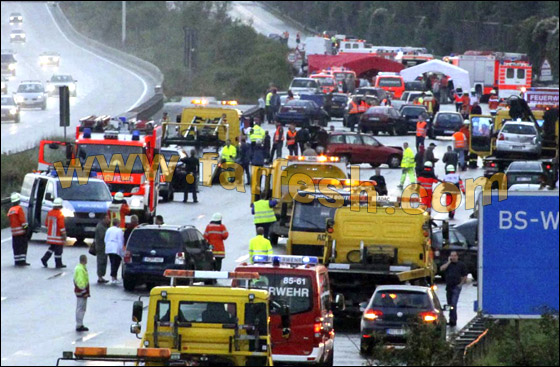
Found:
334,293 -> 345,311
359,301 -> 367,313
132,300 -> 143,322
326,218 -> 334,233
280,305 -> 291,339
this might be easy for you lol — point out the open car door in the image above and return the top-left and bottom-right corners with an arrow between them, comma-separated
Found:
38,140 -> 73,171
469,115 -> 494,157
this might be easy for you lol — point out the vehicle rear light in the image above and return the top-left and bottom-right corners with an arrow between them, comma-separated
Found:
124,251 -> 132,264
420,311 -> 438,323
175,252 -> 185,265
545,164 -> 552,170
363,309 -> 383,321
490,163 -> 496,168
498,133 -> 505,141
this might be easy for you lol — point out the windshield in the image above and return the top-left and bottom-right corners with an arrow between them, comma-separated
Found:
292,200 -> 338,232
77,144 -> 145,174
502,124 -> 537,135
437,114 -> 463,124
471,117 -> 493,137
17,84 -> 43,93
128,229 -> 184,250
508,162 -> 542,172
378,78 -> 403,87
291,79 -> 318,88
51,75 -> 72,82
252,274 -> 312,314
315,77 -> 335,86
372,291 -> 430,309
56,180 -> 112,201
401,107 -> 425,117
178,301 -> 237,324
281,164 -> 347,198
2,96 -> 15,105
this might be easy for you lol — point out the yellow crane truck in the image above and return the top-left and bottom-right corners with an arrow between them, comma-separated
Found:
57,270 -> 276,366
322,206 -> 435,316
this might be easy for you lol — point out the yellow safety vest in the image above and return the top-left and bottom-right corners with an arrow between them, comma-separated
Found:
253,200 -> 276,224
401,148 -> 416,168
250,125 -> 266,142
249,235 -> 273,263
266,92 -> 273,107
221,145 -> 237,163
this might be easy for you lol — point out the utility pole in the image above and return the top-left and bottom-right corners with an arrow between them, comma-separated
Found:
122,1 -> 126,46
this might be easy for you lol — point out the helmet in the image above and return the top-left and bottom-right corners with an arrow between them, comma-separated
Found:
53,198 -> 63,207
10,192 -> 21,203
491,89 -> 496,94
470,88 -> 476,93
446,164 -> 456,172
424,161 -> 433,168
212,212 -> 222,222
463,119 -> 470,125
114,192 -> 124,201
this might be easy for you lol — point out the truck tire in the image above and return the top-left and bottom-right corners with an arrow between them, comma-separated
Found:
123,275 -> 136,291
360,338 -> 372,355
270,233 -> 279,247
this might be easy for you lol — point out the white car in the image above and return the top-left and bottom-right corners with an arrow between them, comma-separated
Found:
14,80 -> 47,110
39,52 -> 60,68
496,121 -> 541,158
10,30 -> 26,43
47,74 -> 77,97
1,95 -> 20,123
9,13 -> 23,25
289,78 -> 321,95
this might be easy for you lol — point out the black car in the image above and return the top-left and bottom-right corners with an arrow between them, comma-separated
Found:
505,161 -> 546,189
399,104 -> 429,132
359,106 -> 407,135
1,52 -> 17,77
405,80 -> 425,91
329,93 -> 348,118
276,99 -> 329,127
353,87 -> 389,101
429,112 -> 464,138
431,224 -> 477,280
360,285 -> 446,353
122,224 -> 215,291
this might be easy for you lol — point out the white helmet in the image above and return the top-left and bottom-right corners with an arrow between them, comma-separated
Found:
446,164 -> 456,172
470,88 -> 476,93
114,192 -> 124,201
424,161 -> 433,168
491,89 -> 496,94
53,197 -> 63,207
10,192 -> 21,203
463,119 -> 470,125
212,212 -> 222,221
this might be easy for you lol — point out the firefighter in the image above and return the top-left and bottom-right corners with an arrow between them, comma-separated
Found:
416,117 -> 428,150
398,142 -> 416,189
41,197 -> 67,268
249,227 -> 273,264
204,213 -> 229,271
220,139 -> 237,163
417,161 -> 441,213
488,90 -> 500,114
107,192 -> 130,230
452,126 -> 467,171
286,124 -> 298,156
443,165 -> 465,219
460,120 -> 477,169
7,193 -> 30,266
251,194 -> 278,240
347,96 -> 361,132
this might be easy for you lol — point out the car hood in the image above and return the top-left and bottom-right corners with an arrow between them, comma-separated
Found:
64,200 -> 111,213
16,92 -> 44,97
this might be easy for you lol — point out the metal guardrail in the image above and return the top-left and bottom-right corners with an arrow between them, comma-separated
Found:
451,314 -> 497,365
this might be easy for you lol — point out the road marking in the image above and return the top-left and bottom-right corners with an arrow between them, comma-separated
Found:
71,331 -> 103,344
2,238 -> 11,243
1,297 -> 7,302
197,214 -> 206,220
45,4 -> 148,110
47,272 -> 66,279
236,255 -> 249,263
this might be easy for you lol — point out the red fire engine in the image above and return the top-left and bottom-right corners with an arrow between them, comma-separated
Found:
445,51 -> 532,100
38,115 -> 162,223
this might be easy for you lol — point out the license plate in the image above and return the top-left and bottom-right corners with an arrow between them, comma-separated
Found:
370,117 -> 379,121
517,177 -> 532,182
143,257 -> 164,263
288,109 -> 296,113
444,130 -> 454,134
84,226 -> 96,232
386,328 -> 406,335
512,145 -> 524,149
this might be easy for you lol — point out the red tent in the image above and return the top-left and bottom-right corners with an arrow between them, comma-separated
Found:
308,54 -> 404,79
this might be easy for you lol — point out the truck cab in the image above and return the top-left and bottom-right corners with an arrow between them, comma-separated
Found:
235,255 -> 338,366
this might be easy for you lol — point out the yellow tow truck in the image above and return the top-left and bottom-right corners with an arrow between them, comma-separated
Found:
57,270 -> 276,366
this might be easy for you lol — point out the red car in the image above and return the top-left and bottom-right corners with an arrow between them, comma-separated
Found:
325,132 -> 403,168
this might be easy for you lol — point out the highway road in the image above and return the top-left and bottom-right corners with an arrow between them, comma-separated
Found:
1,2 -> 154,154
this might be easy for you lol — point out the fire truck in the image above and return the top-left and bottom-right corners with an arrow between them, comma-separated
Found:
38,115 -> 162,223
445,51 -> 532,100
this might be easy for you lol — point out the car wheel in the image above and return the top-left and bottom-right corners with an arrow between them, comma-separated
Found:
390,126 -> 397,136
145,281 -> 156,290
388,155 -> 401,169
270,233 -> 279,247
123,274 -> 136,291
360,338 -> 372,355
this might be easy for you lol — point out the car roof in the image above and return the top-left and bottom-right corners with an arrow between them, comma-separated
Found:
134,224 -> 195,231
401,104 -> 426,108
20,80 -> 42,84
503,121 -> 535,126
41,51 -> 60,55
374,285 -> 432,293
507,161 -> 543,171
10,12 -> 22,15
292,78 -> 315,81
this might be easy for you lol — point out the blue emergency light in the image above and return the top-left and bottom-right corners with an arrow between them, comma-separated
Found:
252,255 -> 319,266
119,116 -> 127,124
131,130 -> 140,141
83,128 -> 92,139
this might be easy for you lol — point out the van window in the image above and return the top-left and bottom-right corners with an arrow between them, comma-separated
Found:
506,68 -> 515,79
44,181 -> 55,201
292,200 -> 338,232
251,274 -> 312,314
157,301 -> 171,322
21,176 -> 34,198
128,229 -> 183,250
378,78 -> 403,87
178,301 -> 236,324
517,69 -> 525,80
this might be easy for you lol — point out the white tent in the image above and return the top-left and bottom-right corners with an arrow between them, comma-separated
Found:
400,59 -> 471,93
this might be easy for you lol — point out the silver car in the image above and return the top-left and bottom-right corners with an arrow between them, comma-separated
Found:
1,95 -> 20,123
289,78 -> 321,95
10,30 -> 26,43
39,52 -> 60,68
14,81 -> 47,110
47,74 -> 77,97
496,121 -> 541,157
9,13 -> 23,25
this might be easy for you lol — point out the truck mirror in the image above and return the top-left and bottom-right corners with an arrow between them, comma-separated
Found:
334,293 -> 345,311
280,305 -> 291,329
132,300 -> 143,322
359,301 -> 367,312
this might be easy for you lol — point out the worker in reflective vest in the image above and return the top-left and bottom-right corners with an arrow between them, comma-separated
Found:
265,90 -> 274,123
398,142 -> 416,189
286,124 -> 298,156
41,197 -> 67,268
488,90 -> 500,113
452,128 -> 467,170
108,192 -> 130,230
249,121 -> 266,144
220,139 -> 237,163
416,119 -> 428,150
348,97 -> 361,132
443,165 -> 466,219
358,99 -> 369,113
249,227 -> 273,263
204,213 -> 229,271
8,193 -> 29,266
270,122 -> 284,161
251,197 -> 278,240
417,161 -> 440,212
454,92 -> 463,113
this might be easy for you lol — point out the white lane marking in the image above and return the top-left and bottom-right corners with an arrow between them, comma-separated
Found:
2,238 -> 11,243
71,331 -> 103,344
1,297 -> 7,302
45,4 -> 148,110
197,214 -> 206,220
236,255 -> 249,263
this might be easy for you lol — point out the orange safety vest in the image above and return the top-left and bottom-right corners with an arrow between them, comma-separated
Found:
8,205 -> 27,237
203,223 -> 229,257
46,208 -> 66,245
417,173 -> 439,208
416,121 -> 428,137
349,101 -> 360,114
108,202 -> 130,229
274,127 -> 284,143
358,101 -> 369,113
453,131 -> 466,149
286,130 -> 297,146
488,95 -> 500,110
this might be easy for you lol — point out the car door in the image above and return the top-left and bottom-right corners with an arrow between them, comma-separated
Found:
40,179 -> 55,231
326,134 -> 346,156
344,134 -> 363,163
360,135 -> 382,164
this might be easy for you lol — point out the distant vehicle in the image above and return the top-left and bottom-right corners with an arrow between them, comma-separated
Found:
159,146 -> 185,202
14,80 -> 47,110
289,78 -> 321,95
1,51 -> 17,76
360,285 -> 446,353
1,76 -> 7,94
392,91 -> 425,111
405,80 -> 425,91
9,13 -> 23,25
1,95 -> 20,123
10,30 -> 26,43
431,225 -> 477,280
310,73 -> 338,94
372,72 -> 405,99
495,121 -> 542,158
353,87 -> 389,101
276,99 -> 329,127
46,74 -> 77,97
325,131 -> 403,168
122,224 -> 216,291
330,93 -> 348,118
359,106 -> 407,136
505,161 -> 546,188
429,112 -> 464,138
39,52 -> 60,68
399,104 -> 429,132
267,33 -> 283,42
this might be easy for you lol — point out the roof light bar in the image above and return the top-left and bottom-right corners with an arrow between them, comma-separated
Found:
163,269 -> 260,280
252,255 -> 319,265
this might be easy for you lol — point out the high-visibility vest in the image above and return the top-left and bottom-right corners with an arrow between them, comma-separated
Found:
488,95 -> 500,110
221,145 -> 237,163
253,200 -> 276,224
274,127 -> 284,143
423,99 -> 433,113
108,202 -> 130,229
349,101 -> 360,114
46,209 -> 66,245
73,263 -> 90,298
418,174 -> 438,193
286,130 -> 297,146
414,97 -> 424,105
454,94 -> 462,103
401,148 -> 416,168
265,92 -> 273,107
204,223 -> 229,256
249,235 -> 273,263
8,205 -> 28,237
416,121 -> 428,137
358,101 -> 369,113
250,125 -> 265,142
452,132 -> 466,149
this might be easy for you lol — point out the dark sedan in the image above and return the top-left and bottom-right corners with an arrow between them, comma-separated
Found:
505,161 -> 547,189
399,104 -> 429,133
276,99 -> 329,127
429,112 -> 463,138
329,93 -> 348,118
359,106 -> 407,136
431,223 -> 477,280
325,132 -> 402,168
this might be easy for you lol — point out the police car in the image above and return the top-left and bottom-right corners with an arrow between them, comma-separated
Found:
19,170 -> 113,244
